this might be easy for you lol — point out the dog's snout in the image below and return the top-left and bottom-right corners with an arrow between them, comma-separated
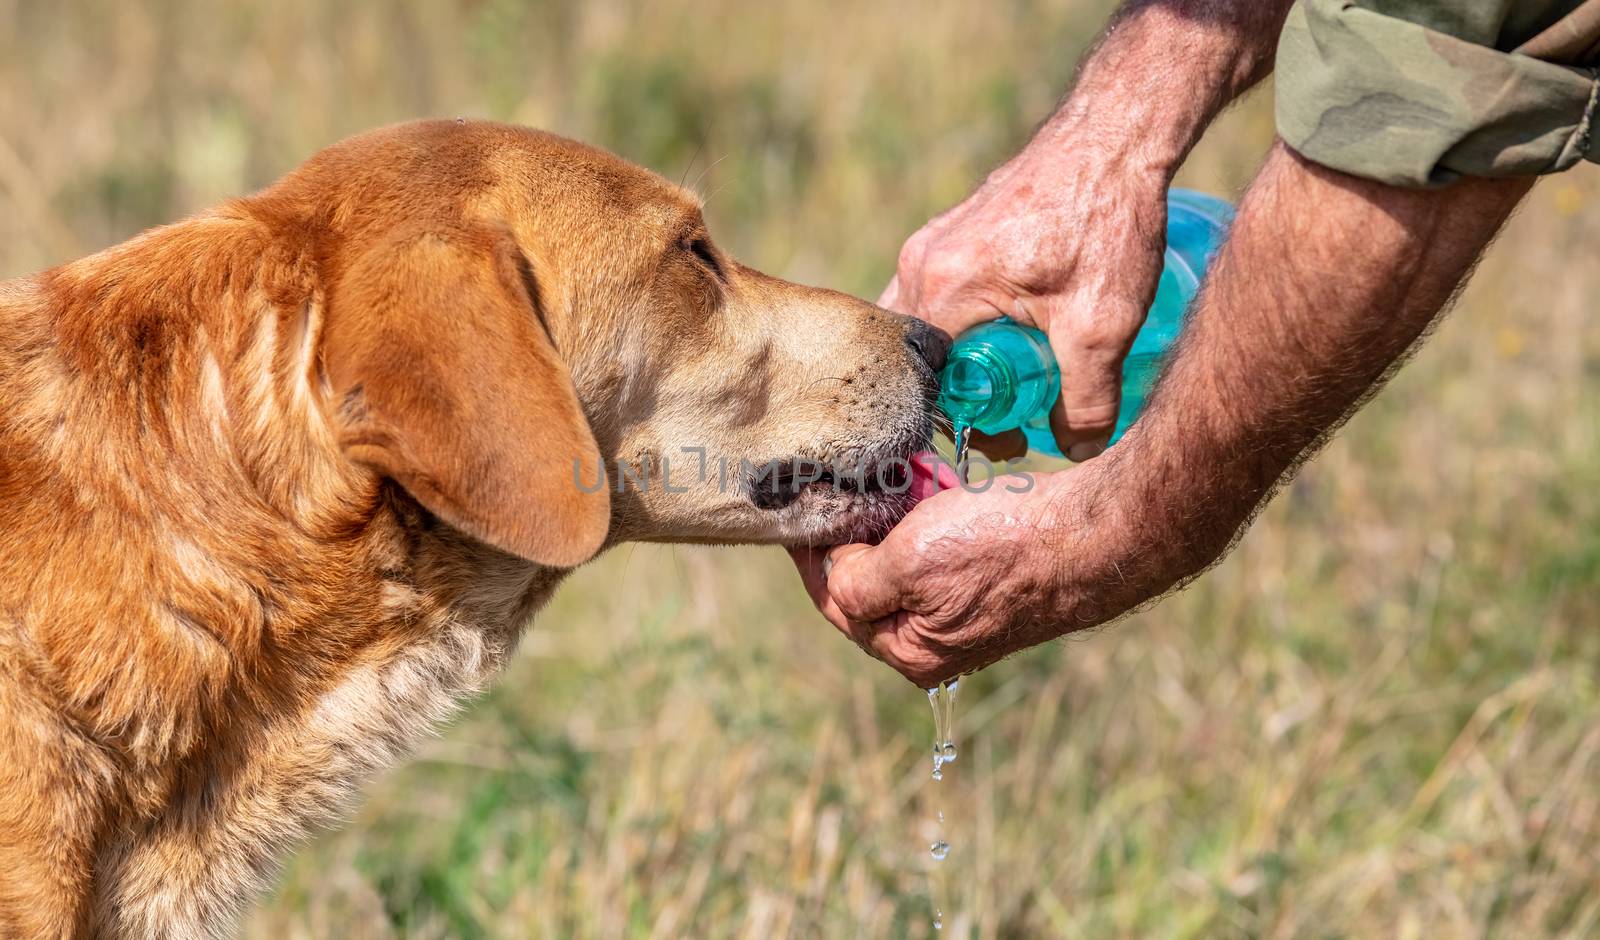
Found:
904,319 -> 951,373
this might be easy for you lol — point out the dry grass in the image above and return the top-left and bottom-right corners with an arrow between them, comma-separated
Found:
4,1 -> 1598,937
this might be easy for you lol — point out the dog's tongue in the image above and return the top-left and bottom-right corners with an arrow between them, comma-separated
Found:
908,451 -> 962,504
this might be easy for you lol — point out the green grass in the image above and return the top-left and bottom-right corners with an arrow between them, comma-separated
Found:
3,1 -> 1598,936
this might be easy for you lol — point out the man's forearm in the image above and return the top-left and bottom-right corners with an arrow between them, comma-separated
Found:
1114,143 -> 1534,581
1026,0 -> 1296,179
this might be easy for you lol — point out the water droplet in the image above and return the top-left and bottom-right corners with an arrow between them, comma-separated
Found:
931,765 -> 943,782
940,742 -> 957,763
931,840 -> 950,861
933,911 -> 943,931
937,811 -> 944,823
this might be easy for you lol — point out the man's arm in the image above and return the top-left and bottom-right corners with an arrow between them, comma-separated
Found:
880,0 -> 1295,458
1115,145 -> 1534,585
1039,0 -> 1291,172
803,143 -> 1532,685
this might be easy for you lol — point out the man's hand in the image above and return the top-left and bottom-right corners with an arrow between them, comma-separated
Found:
876,0 -> 1297,460
789,459 -> 1173,686
800,144 -> 1532,687
879,145 -> 1170,461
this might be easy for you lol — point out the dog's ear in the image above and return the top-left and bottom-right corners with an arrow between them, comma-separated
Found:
323,225 -> 609,567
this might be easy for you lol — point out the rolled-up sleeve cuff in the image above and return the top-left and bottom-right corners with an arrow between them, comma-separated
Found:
1276,0 -> 1600,187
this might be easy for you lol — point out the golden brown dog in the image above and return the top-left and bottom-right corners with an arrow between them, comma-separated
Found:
0,119 -> 945,938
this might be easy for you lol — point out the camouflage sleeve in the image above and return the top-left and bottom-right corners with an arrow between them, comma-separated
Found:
1275,0 -> 1600,186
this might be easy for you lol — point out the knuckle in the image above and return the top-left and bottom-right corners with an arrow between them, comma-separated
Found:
1056,393 -> 1119,430
1065,308 -> 1142,358
1062,418 -> 1115,444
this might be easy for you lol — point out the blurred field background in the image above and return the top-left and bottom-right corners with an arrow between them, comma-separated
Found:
4,0 -> 1599,937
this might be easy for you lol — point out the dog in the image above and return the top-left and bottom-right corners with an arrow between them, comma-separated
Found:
0,119 -> 947,938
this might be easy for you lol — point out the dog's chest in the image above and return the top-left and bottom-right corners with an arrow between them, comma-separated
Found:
270,556 -> 560,813
96,549 -> 566,935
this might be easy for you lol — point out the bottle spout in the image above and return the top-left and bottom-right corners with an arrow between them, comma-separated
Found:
939,345 -> 1016,433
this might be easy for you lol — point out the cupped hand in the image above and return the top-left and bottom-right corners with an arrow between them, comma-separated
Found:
789,459 -> 1165,687
879,140 -> 1170,460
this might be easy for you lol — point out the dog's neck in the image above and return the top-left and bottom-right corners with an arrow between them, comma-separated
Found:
2,212 -> 572,935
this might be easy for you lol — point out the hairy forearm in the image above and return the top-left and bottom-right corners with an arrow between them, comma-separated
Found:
1026,0 -> 1296,179
1116,143 -> 1533,579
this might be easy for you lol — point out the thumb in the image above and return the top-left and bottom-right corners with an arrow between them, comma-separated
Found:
1044,297 -> 1143,462
825,542 -> 910,623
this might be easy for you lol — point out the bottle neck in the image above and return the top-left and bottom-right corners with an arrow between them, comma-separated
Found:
940,344 -> 1018,432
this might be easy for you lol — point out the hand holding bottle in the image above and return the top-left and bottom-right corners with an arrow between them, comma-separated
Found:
938,190 -> 1233,457
877,128 -> 1172,460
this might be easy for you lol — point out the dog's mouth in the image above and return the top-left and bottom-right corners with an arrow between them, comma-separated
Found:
746,454 -> 913,511
744,436 -> 935,544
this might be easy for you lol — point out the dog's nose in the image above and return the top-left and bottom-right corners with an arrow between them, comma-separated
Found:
904,319 -> 951,373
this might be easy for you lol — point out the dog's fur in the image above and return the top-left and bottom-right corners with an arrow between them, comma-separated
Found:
0,120 -> 940,938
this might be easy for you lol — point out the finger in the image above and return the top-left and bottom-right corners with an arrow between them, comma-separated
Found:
789,545 -> 832,611
893,292 -> 1009,340
874,615 -> 989,688
1044,299 -> 1141,462
965,428 -> 1027,462
876,275 -> 902,312
790,545 -> 861,633
905,259 -> 1013,338
800,543 -> 960,684
825,541 -> 913,624
788,546 -> 885,649
874,620 -> 949,687
922,298 -> 1011,342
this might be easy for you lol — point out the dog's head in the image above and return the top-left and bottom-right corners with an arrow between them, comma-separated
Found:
278,120 -> 944,568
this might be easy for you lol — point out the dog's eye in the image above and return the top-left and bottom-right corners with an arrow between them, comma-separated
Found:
683,237 -> 724,281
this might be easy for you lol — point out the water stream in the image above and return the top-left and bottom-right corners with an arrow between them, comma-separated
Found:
922,425 -> 973,933
926,678 -> 960,931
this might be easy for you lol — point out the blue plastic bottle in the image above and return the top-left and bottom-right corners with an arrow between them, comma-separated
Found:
938,189 -> 1234,456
